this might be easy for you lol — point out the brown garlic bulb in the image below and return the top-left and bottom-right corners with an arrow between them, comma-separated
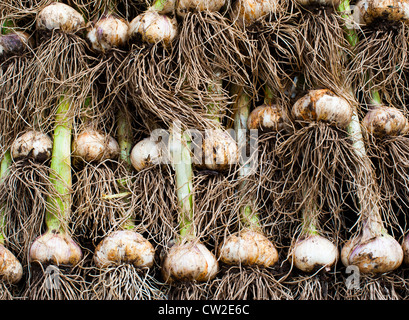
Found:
37,2 -> 85,33
292,89 -> 353,129
218,230 -> 279,267
353,0 -> 409,25
93,230 -> 155,269
247,104 -> 287,132
72,129 -> 120,163
87,14 -> 129,52
291,234 -> 339,272
362,105 -> 409,137
128,9 -> 178,46
161,241 -> 219,284
0,245 -> 23,284
11,130 -> 53,162
29,231 -> 83,267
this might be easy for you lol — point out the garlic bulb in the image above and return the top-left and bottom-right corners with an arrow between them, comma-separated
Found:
341,233 -> 403,273
231,0 -> 279,27
401,233 -> 409,265
292,89 -> 353,129
87,14 -> 129,52
176,0 -> 225,17
0,245 -> 23,284
161,241 -> 219,283
218,230 -> 279,267
128,10 -> 178,46
11,130 -> 53,162
291,234 -> 339,272
0,31 -> 33,57
247,104 -> 287,132
362,106 -> 409,137
130,136 -> 165,171
196,129 -> 238,171
29,231 -> 83,267
37,2 -> 85,33
353,0 -> 409,25
72,129 -> 120,163
93,230 -> 155,269
294,0 -> 340,6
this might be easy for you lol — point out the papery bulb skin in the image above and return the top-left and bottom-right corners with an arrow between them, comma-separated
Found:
362,106 -> 409,137
0,32 -> 33,57
353,0 -> 409,25
161,241 -> 219,284
196,129 -> 238,171
130,137 -> 165,171
93,230 -> 155,269
72,129 -> 120,163
0,245 -> 23,284
29,231 -> 83,267
291,234 -> 339,272
218,230 -> 279,267
176,0 -> 226,17
231,0 -> 279,27
341,233 -> 403,273
247,104 -> 287,132
87,14 -> 129,52
11,130 -> 53,162
128,10 -> 178,46
37,2 -> 85,33
292,89 -> 353,129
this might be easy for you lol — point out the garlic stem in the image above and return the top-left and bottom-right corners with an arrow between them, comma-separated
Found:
45,96 -> 73,233
171,127 -> 195,241
263,84 -> 275,106
206,70 -> 224,125
0,150 -> 11,245
232,85 -> 260,231
339,0 -> 388,237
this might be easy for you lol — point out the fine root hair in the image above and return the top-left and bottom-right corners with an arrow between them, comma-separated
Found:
87,264 -> 168,300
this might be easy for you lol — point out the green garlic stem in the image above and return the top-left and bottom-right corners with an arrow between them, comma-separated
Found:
45,96 -> 73,233
0,150 -> 11,245
338,0 -> 386,234
151,0 -> 172,11
264,84 -> 275,106
232,85 -> 261,231
171,127 -> 195,241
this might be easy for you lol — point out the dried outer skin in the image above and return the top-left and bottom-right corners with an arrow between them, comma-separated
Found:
218,230 -> 279,267
37,2 -> 85,33
0,244 -> 23,284
362,105 -> 409,137
353,0 -> 409,25
29,231 -> 83,267
161,242 -> 219,284
341,233 -> 403,273
292,89 -> 353,129
11,130 -> 53,162
247,104 -> 287,132
72,129 -> 120,163
128,10 -> 178,46
93,230 -> 155,269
